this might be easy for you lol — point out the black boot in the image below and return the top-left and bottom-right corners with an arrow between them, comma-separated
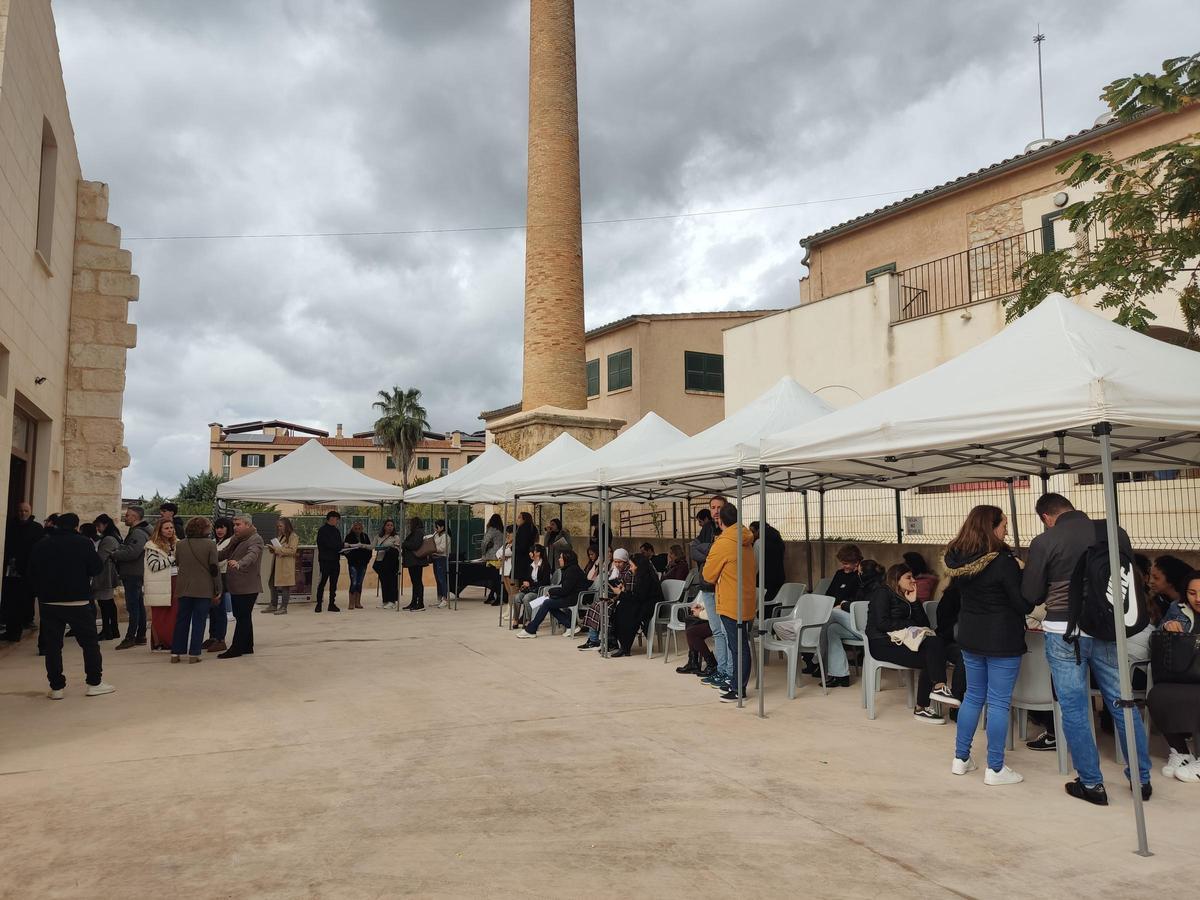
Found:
675,651 -> 700,675
697,656 -> 719,678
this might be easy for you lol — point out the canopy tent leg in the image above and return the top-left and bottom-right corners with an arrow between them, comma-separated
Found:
599,488 -> 610,658
1097,424 -> 1152,857
735,469 -> 745,709
803,490 -> 812,588
757,467 -> 767,719
442,501 -> 451,609
894,489 -> 903,545
1006,478 -> 1021,550
818,487 -> 826,580
499,502 -> 509,628
398,500 -> 405,608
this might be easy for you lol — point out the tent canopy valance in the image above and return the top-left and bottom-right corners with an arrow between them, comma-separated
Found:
465,432 -> 595,504
215,439 -> 404,505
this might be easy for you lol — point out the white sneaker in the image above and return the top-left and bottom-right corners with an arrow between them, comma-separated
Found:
951,756 -> 977,776
1163,750 -> 1195,778
563,626 -> 578,637
515,629 -> 536,639
930,685 -> 961,708
85,683 -> 116,697
382,602 -> 397,610
47,688 -> 65,700
1176,761 -> 1200,783
984,765 -> 1024,786
437,599 -> 448,609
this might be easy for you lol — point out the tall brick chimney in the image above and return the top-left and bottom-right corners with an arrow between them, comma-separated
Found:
521,0 -> 587,411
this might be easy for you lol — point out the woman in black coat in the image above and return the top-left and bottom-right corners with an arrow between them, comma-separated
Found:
513,512 -> 537,584
944,504 -> 1032,783
516,549 -> 589,637
866,563 -> 955,723
401,517 -> 427,611
610,553 -> 664,658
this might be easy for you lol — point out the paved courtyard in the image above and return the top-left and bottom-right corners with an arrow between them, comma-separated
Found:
0,593 -> 1192,899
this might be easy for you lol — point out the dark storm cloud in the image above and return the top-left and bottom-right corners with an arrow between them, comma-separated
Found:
53,0 -> 1195,496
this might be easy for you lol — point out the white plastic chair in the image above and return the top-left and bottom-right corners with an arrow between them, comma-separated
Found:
766,582 -> 807,617
923,599 -> 939,631
840,600 -> 867,676
757,594 -> 836,699
814,576 -> 833,596
1008,630 -> 1071,775
856,600 -> 917,719
662,602 -> 691,663
552,589 -> 594,636
646,579 -> 686,658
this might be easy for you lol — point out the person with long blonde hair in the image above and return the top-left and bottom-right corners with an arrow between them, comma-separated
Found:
144,518 -> 179,652
265,517 -> 299,614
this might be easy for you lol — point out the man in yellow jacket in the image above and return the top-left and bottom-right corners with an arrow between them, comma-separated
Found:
703,503 -> 757,702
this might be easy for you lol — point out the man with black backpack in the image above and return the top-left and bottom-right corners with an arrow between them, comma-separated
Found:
1022,493 -> 1152,805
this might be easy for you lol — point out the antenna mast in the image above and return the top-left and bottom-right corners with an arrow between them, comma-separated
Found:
1034,28 -> 1046,140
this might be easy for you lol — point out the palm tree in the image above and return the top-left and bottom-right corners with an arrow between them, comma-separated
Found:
372,387 -> 429,491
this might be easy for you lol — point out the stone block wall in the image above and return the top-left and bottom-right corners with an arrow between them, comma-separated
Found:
62,180 -> 137,517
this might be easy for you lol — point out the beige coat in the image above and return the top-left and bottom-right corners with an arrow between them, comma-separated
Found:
271,532 -> 299,587
143,542 -> 176,608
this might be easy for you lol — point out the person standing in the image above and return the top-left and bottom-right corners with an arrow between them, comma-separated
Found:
3,501 -> 44,643
375,519 -> 401,610
945,505 -> 1032,785
205,517 -> 234,652
702,503 -> 757,703
432,519 -> 451,609
91,515 -> 123,640
343,521 -> 372,610
513,512 -> 536,586
749,520 -> 785,607
112,506 -> 151,650
692,498 -> 732,693
401,516 -> 428,611
217,514 -> 264,659
480,514 -> 504,605
144,519 -> 179,652
171,517 -> 222,663
27,513 -> 114,699
157,502 -> 184,535
1021,492 -> 1152,805
265,517 -> 299,614
314,511 -> 343,613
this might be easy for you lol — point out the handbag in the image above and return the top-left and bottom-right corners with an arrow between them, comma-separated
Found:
414,536 -> 436,563
1150,629 -> 1200,685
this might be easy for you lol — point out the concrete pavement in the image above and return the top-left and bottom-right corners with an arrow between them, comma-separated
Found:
0,593 -> 1192,898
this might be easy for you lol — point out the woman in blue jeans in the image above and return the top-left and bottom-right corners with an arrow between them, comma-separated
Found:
171,517 -> 223,663
945,505 -> 1034,785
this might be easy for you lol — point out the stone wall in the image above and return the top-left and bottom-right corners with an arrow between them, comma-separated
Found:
965,185 -> 1051,247
62,181 -> 137,518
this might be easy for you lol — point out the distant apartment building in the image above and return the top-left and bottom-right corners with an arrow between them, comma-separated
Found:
1,0 -> 138,532
481,310 -> 778,438
209,420 -> 485,507
724,106 -> 1200,411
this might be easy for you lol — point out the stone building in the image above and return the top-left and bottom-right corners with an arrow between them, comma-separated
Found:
0,0 -> 137,531
208,420 -> 485,514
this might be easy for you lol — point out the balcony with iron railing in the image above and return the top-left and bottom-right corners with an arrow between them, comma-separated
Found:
894,219 -> 1108,323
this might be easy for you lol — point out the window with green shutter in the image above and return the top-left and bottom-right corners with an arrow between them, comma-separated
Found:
586,358 -> 600,397
386,457 -> 396,469
352,455 -> 365,469
684,351 -> 724,393
607,349 -> 632,391
417,457 -> 429,471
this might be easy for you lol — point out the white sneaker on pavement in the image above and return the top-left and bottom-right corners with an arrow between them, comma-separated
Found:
1176,760 -> 1200,783
563,626 -> 578,637
951,756 -> 977,776
85,683 -> 116,697
984,765 -> 1024,785
47,689 -> 64,700
437,599 -> 448,609
1163,750 -> 1195,778
516,629 -> 536,639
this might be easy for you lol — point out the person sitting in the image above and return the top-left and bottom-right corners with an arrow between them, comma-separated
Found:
805,545 -> 864,677
609,552 -> 663,658
827,544 -> 863,604
866,563 -> 956,724
678,594 -> 719,677
903,551 -> 940,603
583,545 -> 602,584
578,548 -> 631,650
1148,570 -> 1200,783
512,543 -> 550,628
662,544 -> 689,582
1148,554 -> 1192,625
517,549 -> 588,638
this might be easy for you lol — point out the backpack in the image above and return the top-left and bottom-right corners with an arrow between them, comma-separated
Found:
1065,521 -> 1149,644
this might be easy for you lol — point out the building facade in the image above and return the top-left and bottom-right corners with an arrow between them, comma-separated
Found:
725,107 -> 1200,411
1,0 -> 137,533
482,310 -> 777,439
209,420 -> 485,511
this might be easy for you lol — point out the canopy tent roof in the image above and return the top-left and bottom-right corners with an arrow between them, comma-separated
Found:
215,439 -> 404,505
464,432 -> 594,504
401,444 -> 517,504
520,412 -> 689,501
595,377 -> 835,499
760,294 -> 1200,485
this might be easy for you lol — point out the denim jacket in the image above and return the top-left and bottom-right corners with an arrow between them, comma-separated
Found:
1161,600 -> 1197,633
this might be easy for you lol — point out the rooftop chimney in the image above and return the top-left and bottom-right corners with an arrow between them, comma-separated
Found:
335,423 -> 344,438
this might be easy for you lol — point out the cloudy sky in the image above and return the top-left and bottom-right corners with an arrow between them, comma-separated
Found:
54,0 -> 1194,498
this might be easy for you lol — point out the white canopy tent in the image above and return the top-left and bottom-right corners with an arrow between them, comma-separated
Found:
761,294 -> 1200,856
521,412 -> 689,501
216,438 -> 404,505
401,444 -> 518,504
464,432 -> 594,504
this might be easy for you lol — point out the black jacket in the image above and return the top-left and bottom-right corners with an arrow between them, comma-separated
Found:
111,520 -> 151,579
934,583 -> 962,646
1021,510 -> 1133,624
402,529 -> 426,568
27,528 -> 102,602
827,569 -> 861,606
756,523 -> 786,602
316,523 -> 343,560
520,558 -> 550,591
343,532 -> 372,568
4,517 -> 45,577
866,584 -> 931,643
513,522 -> 536,580
944,548 -> 1033,657
545,563 -> 588,602
689,520 -> 718,591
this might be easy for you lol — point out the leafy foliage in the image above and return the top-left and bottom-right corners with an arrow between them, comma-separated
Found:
1005,53 -> 1200,337
372,387 -> 429,491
